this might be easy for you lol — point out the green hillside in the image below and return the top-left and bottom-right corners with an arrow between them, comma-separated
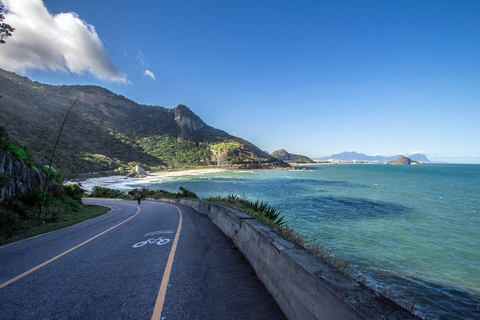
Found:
271,149 -> 314,164
0,69 -> 287,177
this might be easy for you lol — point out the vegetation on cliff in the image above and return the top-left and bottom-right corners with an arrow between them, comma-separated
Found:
0,69 -> 286,178
271,149 -> 315,164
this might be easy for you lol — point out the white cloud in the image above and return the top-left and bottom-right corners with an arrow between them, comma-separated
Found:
144,69 -> 156,80
0,0 -> 127,83
137,51 -> 156,80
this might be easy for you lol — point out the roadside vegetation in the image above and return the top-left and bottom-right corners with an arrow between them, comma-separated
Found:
0,126 -> 35,168
207,194 -> 423,315
206,194 -> 350,272
88,186 -> 199,200
0,183 -> 110,246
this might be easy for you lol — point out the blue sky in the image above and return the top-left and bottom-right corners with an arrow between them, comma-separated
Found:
1,0 -> 479,163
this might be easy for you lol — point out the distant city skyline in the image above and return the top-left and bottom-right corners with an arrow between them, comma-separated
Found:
1,0 -> 479,163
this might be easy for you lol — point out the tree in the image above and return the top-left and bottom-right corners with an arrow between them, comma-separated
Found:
0,4 -> 15,44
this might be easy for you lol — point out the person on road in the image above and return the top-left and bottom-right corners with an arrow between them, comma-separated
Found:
136,193 -> 141,205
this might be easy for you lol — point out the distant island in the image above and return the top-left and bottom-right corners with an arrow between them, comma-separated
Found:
386,156 -> 420,165
314,151 -> 430,163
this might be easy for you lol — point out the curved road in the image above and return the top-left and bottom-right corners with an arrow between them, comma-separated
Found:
0,199 -> 286,319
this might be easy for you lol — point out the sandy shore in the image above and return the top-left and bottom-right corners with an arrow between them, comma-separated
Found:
67,168 -> 227,191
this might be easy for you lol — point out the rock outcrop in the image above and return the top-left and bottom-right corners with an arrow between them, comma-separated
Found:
173,104 -> 207,138
386,156 -> 420,165
0,146 -> 47,201
271,149 -> 315,164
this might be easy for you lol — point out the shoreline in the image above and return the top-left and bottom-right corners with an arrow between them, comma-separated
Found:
68,168 -> 228,191
67,165 -> 314,190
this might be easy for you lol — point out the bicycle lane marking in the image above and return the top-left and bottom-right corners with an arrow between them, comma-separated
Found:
151,203 -> 183,320
0,202 -> 141,290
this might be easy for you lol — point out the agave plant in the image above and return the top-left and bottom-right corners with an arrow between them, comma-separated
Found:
249,199 -> 285,226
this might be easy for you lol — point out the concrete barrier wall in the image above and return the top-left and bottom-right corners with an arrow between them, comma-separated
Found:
156,198 -> 418,320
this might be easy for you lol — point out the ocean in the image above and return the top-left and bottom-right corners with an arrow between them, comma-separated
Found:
84,164 -> 480,319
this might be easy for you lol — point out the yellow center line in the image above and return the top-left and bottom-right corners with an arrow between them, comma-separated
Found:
0,203 -> 140,290
151,203 -> 183,320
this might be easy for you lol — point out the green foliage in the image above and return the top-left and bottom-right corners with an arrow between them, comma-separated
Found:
210,141 -> 242,153
207,195 -> 285,226
249,199 -> 285,226
0,206 -> 19,234
2,198 -> 29,220
178,186 -> 199,199
19,189 -> 44,208
41,166 -> 62,183
1,138 -> 35,168
0,205 -> 110,246
89,186 -> 127,199
207,195 -> 350,272
88,186 -> 198,200
0,180 -> 85,241
63,183 -> 85,202
0,4 -> 15,45
139,135 -> 212,168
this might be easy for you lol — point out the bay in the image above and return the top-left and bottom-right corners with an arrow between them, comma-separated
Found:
84,164 -> 480,319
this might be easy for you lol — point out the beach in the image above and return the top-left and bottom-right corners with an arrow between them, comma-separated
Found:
69,168 -> 227,192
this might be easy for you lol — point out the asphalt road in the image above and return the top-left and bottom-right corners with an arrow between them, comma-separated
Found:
0,199 -> 286,319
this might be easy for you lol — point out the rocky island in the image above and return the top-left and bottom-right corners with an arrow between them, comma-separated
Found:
386,156 -> 420,165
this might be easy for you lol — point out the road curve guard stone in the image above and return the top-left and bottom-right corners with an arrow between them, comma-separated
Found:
153,198 -> 419,320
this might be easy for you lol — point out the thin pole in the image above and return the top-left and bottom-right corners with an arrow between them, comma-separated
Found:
38,95 -> 80,219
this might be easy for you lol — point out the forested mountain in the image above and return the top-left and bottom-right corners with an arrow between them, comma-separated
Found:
0,69 -> 286,177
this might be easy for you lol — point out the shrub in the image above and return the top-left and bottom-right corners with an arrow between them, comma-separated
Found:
2,199 -> 29,219
63,183 -> 85,202
0,207 -> 19,233
89,186 -> 127,198
41,166 -> 62,183
178,186 -> 198,199
1,139 -> 35,168
207,195 -> 350,272
19,189 -> 44,207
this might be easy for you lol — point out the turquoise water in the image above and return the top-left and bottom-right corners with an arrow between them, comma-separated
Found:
88,164 -> 480,319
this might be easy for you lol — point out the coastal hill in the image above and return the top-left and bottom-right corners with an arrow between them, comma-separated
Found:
271,149 -> 315,164
386,156 -> 420,165
0,69 -> 287,177
315,151 -> 430,163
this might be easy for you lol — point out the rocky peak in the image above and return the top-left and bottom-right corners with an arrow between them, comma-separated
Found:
173,104 -> 207,137
271,149 -> 291,161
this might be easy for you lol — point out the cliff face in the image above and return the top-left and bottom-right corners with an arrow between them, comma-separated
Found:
0,147 -> 46,201
173,104 -> 207,138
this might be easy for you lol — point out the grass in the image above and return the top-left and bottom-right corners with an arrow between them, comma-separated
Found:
0,205 -> 110,246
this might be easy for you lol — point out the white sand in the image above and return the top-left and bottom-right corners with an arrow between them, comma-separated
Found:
69,168 -> 226,191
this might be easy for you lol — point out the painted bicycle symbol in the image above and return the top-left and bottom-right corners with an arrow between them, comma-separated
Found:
133,237 -> 171,248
